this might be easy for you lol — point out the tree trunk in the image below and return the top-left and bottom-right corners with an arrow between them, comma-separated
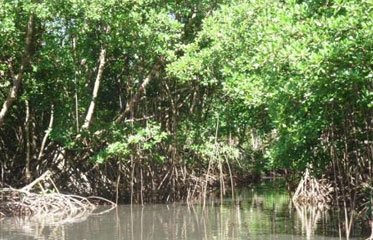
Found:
81,47 -> 106,129
0,14 -> 34,127
72,36 -> 80,133
37,104 -> 54,160
115,59 -> 163,124
25,100 -> 31,182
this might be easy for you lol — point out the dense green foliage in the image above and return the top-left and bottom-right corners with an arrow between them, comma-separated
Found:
0,0 -> 371,215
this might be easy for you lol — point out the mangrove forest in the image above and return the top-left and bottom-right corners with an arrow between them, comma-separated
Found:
0,0 -> 372,238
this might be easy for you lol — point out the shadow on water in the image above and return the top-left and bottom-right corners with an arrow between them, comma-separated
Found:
0,181 -> 369,240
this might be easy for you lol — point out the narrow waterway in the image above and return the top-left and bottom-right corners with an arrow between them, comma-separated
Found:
0,181 -> 369,239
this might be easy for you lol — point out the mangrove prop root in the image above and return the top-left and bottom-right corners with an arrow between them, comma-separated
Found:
293,168 -> 333,206
0,171 -> 116,222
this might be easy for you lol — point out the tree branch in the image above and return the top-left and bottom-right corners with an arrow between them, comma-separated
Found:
0,14 -> 34,127
114,58 -> 164,124
81,47 -> 106,129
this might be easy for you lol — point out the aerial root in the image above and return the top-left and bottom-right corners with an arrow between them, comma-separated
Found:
0,171 -> 116,223
292,168 -> 333,206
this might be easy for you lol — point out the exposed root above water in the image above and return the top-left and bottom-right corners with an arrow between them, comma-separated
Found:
292,168 -> 333,206
0,171 -> 116,223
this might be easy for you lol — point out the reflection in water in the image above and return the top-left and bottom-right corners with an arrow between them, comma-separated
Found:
293,202 -> 328,240
0,184 -> 366,240
0,217 -> 68,240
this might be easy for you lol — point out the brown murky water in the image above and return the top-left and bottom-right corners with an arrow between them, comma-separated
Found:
0,182 -> 369,239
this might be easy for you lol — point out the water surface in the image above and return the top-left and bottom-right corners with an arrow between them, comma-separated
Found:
0,182 -> 368,239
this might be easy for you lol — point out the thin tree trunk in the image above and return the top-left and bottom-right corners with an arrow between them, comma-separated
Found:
72,37 -> 80,133
116,172 -> 121,205
0,14 -> 34,127
25,100 -> 31,182
130,157 -> 135,205
37,104 -> 54,160
81,47 -> 106,129
115,59 -> 163,124
115,74 -> 151,124
140,166 -> 144,206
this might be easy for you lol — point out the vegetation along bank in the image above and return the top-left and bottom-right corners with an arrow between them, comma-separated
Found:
0,0 -> 371,226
